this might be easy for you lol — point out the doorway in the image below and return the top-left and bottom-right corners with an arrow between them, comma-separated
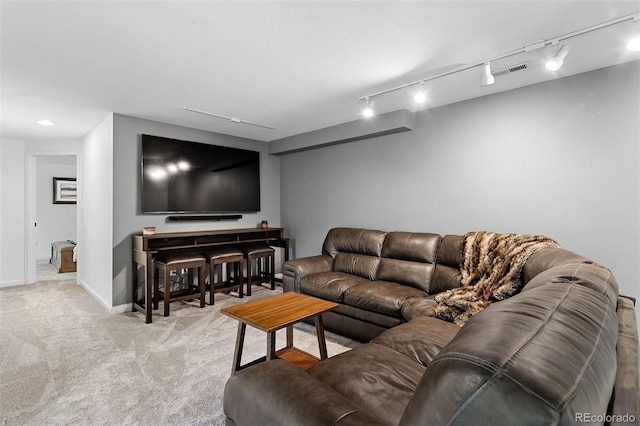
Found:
25,153 -> 79,284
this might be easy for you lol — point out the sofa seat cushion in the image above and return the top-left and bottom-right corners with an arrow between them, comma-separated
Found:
300,272 -> 369,303
401,296 -> 438,321
343,280 -> 427,317
308,343 -> 426,426
334,303 -> 405,329
372,316 -> 461,367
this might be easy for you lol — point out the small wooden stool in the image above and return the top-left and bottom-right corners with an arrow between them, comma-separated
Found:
243,245 -> 275,296
153,253 -> 206,317
204,248 -> 244,305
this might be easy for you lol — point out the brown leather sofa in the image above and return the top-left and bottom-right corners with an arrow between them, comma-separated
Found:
282,228 -> 464,342
224,228 -> 639,425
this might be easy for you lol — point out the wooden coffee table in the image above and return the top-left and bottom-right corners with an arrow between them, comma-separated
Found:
221,292 -> 338,374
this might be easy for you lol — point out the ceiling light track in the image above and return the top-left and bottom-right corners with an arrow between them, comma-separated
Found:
358,12 -> 639,107
183,106 -> 275,130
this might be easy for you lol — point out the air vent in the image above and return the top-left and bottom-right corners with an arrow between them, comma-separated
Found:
493,61 -> 530,78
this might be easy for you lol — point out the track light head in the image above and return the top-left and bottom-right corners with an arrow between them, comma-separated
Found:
545,44 -> 571,71
362,98 -> 375,118
414,82 -> 427,103
627,18 -> 640,51
480,62 -> 495,87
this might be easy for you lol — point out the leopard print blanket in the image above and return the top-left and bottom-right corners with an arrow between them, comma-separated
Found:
434,231 -> 560,326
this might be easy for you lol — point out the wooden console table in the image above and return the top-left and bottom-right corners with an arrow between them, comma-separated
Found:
132,227 -> 289,323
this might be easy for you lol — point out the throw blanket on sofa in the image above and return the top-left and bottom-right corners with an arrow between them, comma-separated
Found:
434,231 -> 560,326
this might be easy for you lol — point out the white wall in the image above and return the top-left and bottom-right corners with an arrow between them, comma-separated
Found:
36,156 -> 77,259
280,61 -> 640,304
0,139 -> 26,286
0,139 -> 80,287
111,114 -> 280,307
79,114 -> 113,309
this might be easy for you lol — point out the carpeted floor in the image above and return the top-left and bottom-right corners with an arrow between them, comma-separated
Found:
0,271 -> 358,425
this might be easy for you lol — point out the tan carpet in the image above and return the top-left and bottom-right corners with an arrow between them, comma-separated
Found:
0,279 -> 358,425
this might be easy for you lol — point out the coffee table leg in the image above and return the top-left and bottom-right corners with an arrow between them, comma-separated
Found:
315,315 -> 328,360
286,325 -> 294,348
232,322 -> 246,375
267,331 -> 276,361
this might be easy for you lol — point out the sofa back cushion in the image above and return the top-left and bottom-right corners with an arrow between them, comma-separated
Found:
522,247 -> 591,284
430,235 -> 463,294
521,258 -> 619,307
322,228 -> 387,280
333,253 -> 380,281
377,232 -> 441,292
400,268 -> 619,426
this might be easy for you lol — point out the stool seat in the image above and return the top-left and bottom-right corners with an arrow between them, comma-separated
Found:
204,248 -> 244,304
205,248 -> 244,261
243,246 -> 275,256
153,253 -> 206,317
156,253 -> 206,265
243,245 -> 276,296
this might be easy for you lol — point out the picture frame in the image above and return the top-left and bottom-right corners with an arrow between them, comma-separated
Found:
53,177 -> 77,204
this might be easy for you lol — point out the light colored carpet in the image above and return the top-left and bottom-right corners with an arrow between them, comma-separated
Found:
36,258 -> 76,282
0,277 -> 358,425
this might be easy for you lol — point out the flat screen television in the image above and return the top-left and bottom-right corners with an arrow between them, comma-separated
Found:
141,134 -> 260,214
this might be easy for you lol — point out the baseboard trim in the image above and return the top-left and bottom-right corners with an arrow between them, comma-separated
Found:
78,278 -> 112,312
0,279 -> 25,288
110,303 -> 131,315
77,279 -> 132,315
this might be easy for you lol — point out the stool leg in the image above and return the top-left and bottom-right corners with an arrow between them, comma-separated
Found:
237,261 -> 244,299
246,256 -> 252,296
188,268 -> 194,291
153,266 -> 159,310
220,262 -> 233,294
270,254 -> 275,290
164,268 -> 171,317
209,262 -> 215,305
199,265 -> 205,308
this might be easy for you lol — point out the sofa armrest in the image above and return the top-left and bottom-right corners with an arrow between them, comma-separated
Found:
283,254 -> 333,292
611,295 -> 639,424
224,359 -> 383,426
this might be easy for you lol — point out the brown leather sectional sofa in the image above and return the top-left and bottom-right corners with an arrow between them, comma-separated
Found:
283,228 -> 461,342
224,227 -> 639,425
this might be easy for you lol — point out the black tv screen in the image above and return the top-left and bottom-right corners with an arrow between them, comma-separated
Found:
141,134 -> 260,214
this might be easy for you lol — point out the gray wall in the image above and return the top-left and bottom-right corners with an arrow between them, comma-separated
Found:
112,114 -> 280,307
280,61 -> 639,303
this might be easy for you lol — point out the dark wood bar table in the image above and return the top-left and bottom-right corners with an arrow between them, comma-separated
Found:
132,227 -> 289,323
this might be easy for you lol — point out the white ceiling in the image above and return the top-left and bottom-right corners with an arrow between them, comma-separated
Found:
1,1 -> 639,143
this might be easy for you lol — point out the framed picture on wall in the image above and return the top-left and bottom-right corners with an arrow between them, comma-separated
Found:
53,177 -> 77,204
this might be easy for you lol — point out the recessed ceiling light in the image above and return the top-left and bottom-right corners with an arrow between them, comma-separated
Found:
37,119 -> 54,126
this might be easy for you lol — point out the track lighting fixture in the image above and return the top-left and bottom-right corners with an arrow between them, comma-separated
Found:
414,82 -> 427,103
362,98 -> 375,118
480,62 -> 495,86
358,12 -> 639,117
182,106 -> 275,130
627,18 -> 640,51
545,43 -> 571,71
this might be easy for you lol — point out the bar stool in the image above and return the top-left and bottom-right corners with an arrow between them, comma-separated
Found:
203,248 -> 244,305
153,253 -> 206,317
243,245 -> 276,296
